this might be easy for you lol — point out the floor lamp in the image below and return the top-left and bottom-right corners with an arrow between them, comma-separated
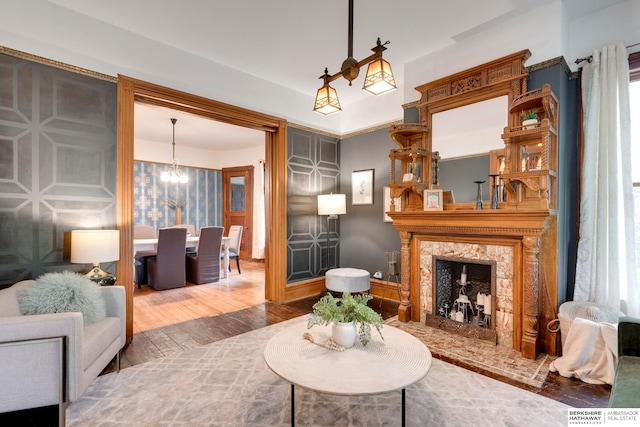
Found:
317,194 -> 346,273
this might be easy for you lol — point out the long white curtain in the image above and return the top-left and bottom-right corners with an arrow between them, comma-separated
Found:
252,160 -> 266,259
575,43 -> 639,317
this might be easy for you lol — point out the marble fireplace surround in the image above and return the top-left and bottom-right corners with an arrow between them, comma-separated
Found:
423,242 -> 512,347
390,210 -> 558,359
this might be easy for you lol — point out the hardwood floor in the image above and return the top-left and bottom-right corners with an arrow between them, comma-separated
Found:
5,262 -> 610,425
133,260 -> 266,333
118,261 -> 611,409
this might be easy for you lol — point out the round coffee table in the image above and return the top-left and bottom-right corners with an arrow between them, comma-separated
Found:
264,320 -> 432,426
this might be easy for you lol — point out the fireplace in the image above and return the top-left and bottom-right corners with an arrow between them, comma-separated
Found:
420,241 -> 514,347
390,210 -> 558,359
428,257 -> 497,343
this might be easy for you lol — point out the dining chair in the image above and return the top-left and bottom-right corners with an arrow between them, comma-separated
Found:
133,225 -> 157,288
133,225 -> 156,239
221,225 -> 243,274
147,227 -> 187,290
186,226 -> 224,284
169,224 -> 197,236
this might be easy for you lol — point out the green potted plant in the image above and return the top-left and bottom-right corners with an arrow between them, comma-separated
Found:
307,291 -> 384,347
520,109 -> 538,129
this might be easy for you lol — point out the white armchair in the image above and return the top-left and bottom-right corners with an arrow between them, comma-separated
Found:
0,280 -> 126,422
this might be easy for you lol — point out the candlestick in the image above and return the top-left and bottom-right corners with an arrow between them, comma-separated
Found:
474,181 -> 485,210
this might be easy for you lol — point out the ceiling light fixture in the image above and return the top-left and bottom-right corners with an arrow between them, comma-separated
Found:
313,0 -> 397,115
160,118 -> 188,184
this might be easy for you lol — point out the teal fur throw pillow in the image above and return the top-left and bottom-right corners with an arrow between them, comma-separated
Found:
19,271 -> 107,325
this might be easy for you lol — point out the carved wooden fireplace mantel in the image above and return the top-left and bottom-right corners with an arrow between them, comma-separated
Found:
389,209 -> 558,359
387,51 -> 560,360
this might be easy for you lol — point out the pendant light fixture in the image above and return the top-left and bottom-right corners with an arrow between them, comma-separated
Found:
313,0 -> 396,115
160,118 -> 188,184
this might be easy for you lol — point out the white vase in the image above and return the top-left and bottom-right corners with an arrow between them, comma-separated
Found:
522,118 -> 538,130
332,321 -> 357,348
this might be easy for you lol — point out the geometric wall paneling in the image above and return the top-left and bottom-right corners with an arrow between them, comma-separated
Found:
133,161 -> 222,233
0,53 -> 117,287
286,127 -> 340,281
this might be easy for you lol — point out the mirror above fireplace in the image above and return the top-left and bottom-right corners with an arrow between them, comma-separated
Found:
413,49 -> 531,207
432,96 -> 508,202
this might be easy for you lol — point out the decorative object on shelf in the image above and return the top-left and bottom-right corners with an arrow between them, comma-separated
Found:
474,180 -> 485,210
443,190 -> 455,204
307,291 -> 384,347
313,0 -> 396,115
423,189 -> 443,211
317,193 -> 346,271
402,172 -> 414,182
160,118 -> 188,183
70,229 -> 120,285
520,109 -> 538,129
351,169 -> 374,205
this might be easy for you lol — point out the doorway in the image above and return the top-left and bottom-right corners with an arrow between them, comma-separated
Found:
117,76 -> 288,341
223,165 -> 253,260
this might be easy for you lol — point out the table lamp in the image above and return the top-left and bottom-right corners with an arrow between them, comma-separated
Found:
317,194 -> 346,272
71,229 -> 120,285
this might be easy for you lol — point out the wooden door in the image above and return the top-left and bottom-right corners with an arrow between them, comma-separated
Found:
222,166 -> 253,260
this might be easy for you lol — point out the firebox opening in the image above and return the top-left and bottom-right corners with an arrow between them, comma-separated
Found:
427,256 -> 498,343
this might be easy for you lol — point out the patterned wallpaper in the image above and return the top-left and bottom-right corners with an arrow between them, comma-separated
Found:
0,53 -> 337,288
133,161 -> 222,232
0,53 -> 117,287
287,127 -> 340,282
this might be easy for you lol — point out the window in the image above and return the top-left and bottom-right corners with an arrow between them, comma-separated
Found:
630,51 -> 640,286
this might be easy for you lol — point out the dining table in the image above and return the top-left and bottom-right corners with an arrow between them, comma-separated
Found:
133,236 -> 232,279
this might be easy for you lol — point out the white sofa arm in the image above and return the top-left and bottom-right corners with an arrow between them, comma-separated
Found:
100,285 -> 126,348
0,312 -> 84,407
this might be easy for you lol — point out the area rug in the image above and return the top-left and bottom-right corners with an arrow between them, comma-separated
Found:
67,316 -> 569,426
386,317 -> 552,388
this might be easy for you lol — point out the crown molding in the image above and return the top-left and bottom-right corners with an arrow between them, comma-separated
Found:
0,45 -> 117,82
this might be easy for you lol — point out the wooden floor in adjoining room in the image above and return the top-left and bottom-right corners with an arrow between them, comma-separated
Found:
132,260 -> 267,333
117,260 -> 611,410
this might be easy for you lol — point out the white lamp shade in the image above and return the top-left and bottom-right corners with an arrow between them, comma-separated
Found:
71,230 -> 120,264
318,194 -> 346,215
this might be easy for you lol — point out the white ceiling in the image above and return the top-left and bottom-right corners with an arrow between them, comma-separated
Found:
44,0 -> 625,149
134,103 -> 264,151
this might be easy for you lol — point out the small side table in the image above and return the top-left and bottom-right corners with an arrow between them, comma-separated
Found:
264,321 -> 432,426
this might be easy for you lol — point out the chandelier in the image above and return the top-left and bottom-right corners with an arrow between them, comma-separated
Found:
313,0 -> 397,115
160,118 -> 188,184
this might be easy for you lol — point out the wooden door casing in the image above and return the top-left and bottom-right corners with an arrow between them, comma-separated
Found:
223,165 -> 253,260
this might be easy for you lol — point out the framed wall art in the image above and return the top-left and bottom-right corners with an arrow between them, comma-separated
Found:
424,189 -> 443,211
352,169 -> 374,205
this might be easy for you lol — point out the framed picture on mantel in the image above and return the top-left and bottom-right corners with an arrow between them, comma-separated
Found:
424,189 -> 443,211
352,169 -> 374,205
